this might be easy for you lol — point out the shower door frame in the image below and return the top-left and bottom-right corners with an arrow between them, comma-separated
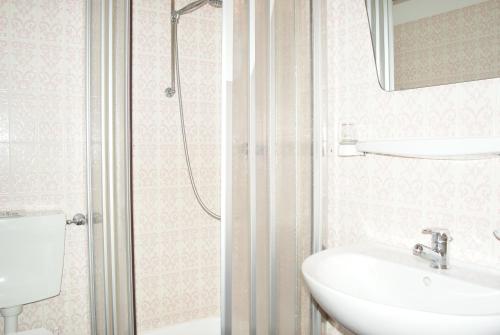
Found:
311,0 -> 329,334
220,0 -> 232,332
87,0 -> 135,334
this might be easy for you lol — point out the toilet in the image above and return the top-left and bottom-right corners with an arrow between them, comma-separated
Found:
0,211 -> 66,335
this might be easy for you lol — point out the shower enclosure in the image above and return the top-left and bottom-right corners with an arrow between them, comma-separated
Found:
85,0 -> 327,334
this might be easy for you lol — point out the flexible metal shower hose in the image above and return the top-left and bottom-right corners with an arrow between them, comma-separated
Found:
173,25 -> 221,221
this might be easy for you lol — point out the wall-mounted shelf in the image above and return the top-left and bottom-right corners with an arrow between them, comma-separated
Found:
338,137 -> 500,160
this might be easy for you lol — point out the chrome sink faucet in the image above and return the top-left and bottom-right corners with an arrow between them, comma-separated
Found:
413,228 -> 452,269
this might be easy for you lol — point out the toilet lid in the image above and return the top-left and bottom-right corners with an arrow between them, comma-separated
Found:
13,329 -> 52,335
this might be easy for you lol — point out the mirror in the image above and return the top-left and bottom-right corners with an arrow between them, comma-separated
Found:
365,0 -> 500,91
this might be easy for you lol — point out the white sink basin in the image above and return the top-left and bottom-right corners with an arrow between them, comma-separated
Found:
302,243 -> 500,335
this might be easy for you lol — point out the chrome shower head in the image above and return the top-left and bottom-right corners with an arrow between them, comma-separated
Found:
175,0 -> 222,17
208,0 -> 222,8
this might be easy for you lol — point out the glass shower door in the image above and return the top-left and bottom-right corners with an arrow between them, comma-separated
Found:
222,0 -> 314,334
85,0 -> 318,334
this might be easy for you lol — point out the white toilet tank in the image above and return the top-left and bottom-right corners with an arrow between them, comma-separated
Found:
0,211 -> 66,309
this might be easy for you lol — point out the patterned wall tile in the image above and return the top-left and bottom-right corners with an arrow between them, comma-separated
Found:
326,0 -> 500,333
0,1 -> 89,334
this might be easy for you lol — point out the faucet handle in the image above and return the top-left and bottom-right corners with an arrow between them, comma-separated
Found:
422,227 -> 449,234
422,228 -> 452,241
494,230 -> 500,241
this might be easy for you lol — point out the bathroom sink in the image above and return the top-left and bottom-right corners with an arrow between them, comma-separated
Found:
302,243 -> 500,335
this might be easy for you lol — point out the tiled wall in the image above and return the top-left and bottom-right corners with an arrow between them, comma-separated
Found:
394,0 -> 500,89
0,1 -> 89,334
132,0 -> 221,332
325,0 -> 500,334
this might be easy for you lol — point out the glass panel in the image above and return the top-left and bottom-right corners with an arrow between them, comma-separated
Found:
294,1 -> 314,334
274,0 -> 313,333
274,0 -> 299,332
254,0 -> 270,333
131,0 -> 222,334
227,0 -> 251,333
224,1 -> 314,334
